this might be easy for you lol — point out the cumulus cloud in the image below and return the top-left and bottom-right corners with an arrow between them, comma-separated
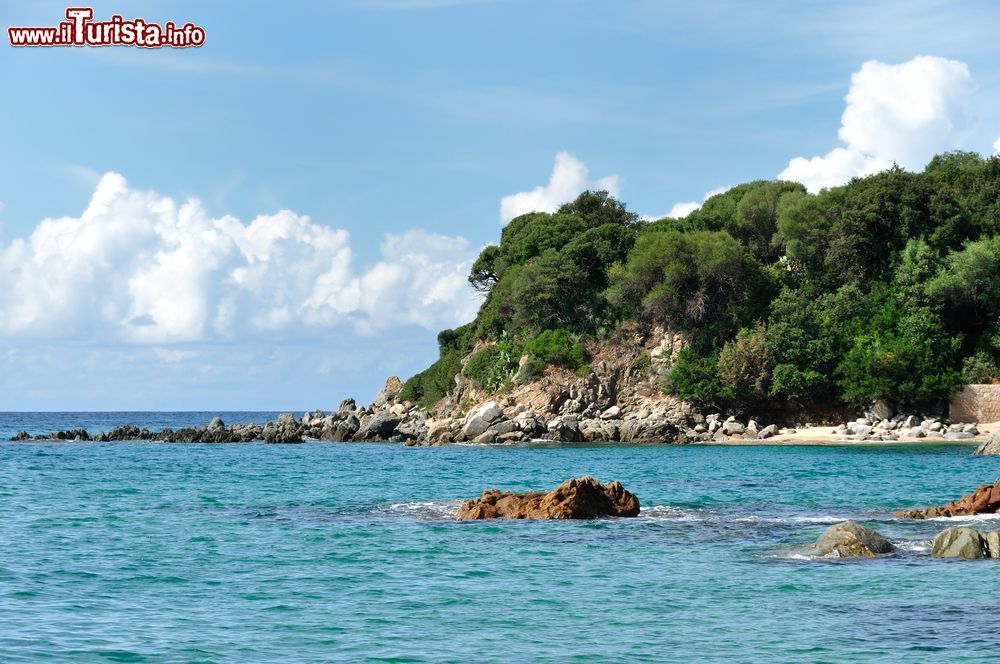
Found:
780,56 -> 975,192
499,152 -> 619,224
0,173 -> 480,344
993,137 -> 1000,155
645,185 -> 731,221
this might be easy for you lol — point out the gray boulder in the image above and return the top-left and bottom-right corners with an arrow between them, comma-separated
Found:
757,424 -> 779,440
462,401 -> 506,439
810,521 -> 895,558
932,527 -> 986,559
356,414 -> 401,440
870,399 -> 894,421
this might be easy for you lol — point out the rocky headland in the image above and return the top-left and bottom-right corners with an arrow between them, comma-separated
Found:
10,328 -> 996,446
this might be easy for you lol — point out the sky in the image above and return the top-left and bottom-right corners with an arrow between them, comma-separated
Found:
2,0 -> 1000,410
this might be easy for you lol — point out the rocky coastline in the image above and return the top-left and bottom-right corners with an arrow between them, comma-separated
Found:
9,329 -> 997,447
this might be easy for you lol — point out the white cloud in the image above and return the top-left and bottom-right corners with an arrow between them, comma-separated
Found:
0,173 -> 480,344
646,185 -> 732,221
993,137 -> 1000,155
780,56 -> 976,192
499,152 -> 619,224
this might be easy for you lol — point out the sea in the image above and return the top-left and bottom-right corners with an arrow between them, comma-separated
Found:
2,412 -> 1000,662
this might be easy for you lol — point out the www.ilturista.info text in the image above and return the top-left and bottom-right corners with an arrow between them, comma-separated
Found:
8,8 -> 205,48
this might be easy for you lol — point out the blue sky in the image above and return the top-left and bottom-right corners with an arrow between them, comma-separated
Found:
2,0 -> 1000,410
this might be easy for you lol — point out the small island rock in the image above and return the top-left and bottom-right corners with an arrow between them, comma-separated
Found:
455,476 -> 640,520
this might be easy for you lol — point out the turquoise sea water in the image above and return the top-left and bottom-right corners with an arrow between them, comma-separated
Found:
3,414 -> 1000,662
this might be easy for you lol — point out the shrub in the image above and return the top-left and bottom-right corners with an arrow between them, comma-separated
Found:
630,352 -> 652,375
463,339 -> 521,392
664,346 -> 732,405
718,324 -> 771,401
962,353 -> 998,384
525,329 -> 586,370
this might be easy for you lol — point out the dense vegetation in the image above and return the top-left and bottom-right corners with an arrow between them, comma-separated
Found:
401,153 -> 1000,411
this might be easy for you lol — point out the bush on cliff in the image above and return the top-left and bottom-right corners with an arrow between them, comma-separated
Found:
525,329 -> 586,370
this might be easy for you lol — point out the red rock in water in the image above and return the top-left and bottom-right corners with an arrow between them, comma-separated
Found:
455,476 -> 640,520
896,477 -> 1000,519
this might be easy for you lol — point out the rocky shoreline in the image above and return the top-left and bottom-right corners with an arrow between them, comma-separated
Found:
10,375 -> 997,448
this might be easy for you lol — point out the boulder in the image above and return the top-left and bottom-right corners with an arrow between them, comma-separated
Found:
932,527 -> 986,559
810,521 -> 895,558
338,397 -> 357,413
355,414 -> 401,440
208,416 -> 225,431
721,420 -> 745,436
974,431 -> 1000,456
455,476 -> 640,520
462,401 -> 505,439
600,405 -> 622,420
757,424 -> 779,440
896,477 -> 1000,518
870,399 -> 894,421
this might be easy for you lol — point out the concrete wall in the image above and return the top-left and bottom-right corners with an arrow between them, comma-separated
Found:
950,384 -> 1000,423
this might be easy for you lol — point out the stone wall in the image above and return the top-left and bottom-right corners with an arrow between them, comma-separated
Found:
950,384 -> 1000,423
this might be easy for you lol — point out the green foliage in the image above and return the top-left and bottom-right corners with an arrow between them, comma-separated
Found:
525,329 -> 586,369
609,229 -> 769,339
630,352 -> 652,375
515,357 -> 547,385
463,338 -> 521,393
926,235 -> 1000,325
835,298 -> 963,405
718,324 -> 770,401
665,346 -> 733,405
963,353 -> 998,384
399,351 -> 464,409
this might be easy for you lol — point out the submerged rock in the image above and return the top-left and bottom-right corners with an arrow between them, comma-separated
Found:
810,521 -> 895,558
455,476 -> 640,520
896,477 -> 1000,519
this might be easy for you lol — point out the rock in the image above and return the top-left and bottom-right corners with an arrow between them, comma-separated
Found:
896,477 -> 1000,518
208,416 -> 225,430
944,432 -> 974,440
338,397 -> 357,413
932,527 -> 986,559
856,417 -> 873,426
455,476 -> 640,520
373,376 -> 404,407
928,422 -> 943,432
462,401 -> 506,439
757,424 -> 779,439
600,405 -> 621,420
11,431 -> 32,441
355,414 -> 401,440
721,420 -> 745,436
903,415 -> 921,428
975,431 -> 1000,456
907,427 -> 925,438
810,521 -> 895,558
870,399 -> 894,421
963,424 -> 979,435
850,424 -> 872,437
983,531 -> 1000,559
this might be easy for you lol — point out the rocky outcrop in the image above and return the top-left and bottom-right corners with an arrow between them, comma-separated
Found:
809,521 -> 895,558
896,477 -> 1000,519
931,527 -> 997,559
454,476 -> 640,520
974,431 -> 1000,455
